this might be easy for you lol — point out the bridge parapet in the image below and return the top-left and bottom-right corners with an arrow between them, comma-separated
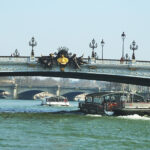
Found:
0,56 -> 31,64
90,59 -> 150,66
0,56 -> 150,70
1,56 -> 150,66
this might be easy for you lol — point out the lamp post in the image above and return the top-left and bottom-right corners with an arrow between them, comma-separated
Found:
130,40 -> 138,60
101,39 -> 105,60
121,32 -> 126,60
89,39 -> 97,58
13,49 -> 20,57
29,37 -> 37,57
125,53 -> 129,64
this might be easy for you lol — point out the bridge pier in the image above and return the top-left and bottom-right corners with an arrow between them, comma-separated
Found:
56,85 -> 60,96
13,84 -> 18,99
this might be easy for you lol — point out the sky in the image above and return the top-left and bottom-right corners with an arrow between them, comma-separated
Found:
0,0 -> 150,60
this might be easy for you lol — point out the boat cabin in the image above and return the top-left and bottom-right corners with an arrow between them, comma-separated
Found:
79,91 -> 147,114
42,96 -> 69,106
46,96 -> 68,102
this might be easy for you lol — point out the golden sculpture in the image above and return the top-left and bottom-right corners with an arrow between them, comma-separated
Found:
57,55 -> 69,65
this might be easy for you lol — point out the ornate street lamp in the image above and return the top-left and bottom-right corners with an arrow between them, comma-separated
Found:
101,39 -> 105,60
130,40 -> 138,60
29,37 -> 37,57
125,53 -> 129,64
125,53 -> 128,59
89,38 -> 97,58
121,32 -> 126,60
13,49 -> 20,57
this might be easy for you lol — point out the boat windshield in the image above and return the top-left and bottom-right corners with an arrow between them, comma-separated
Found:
86,97 -> 92,103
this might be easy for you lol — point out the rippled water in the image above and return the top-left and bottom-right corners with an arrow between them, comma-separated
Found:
0,99 -> 150,150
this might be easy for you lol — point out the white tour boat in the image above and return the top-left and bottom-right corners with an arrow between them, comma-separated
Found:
41,96 -> 70,106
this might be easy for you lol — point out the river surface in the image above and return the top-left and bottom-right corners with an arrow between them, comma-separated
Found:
0,99 -> 150,150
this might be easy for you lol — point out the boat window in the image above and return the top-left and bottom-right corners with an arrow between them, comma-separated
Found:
86,97 -> 92,103
52,97 -> 57,102
120,96 -> 127,101
93,97 -> 100,103
103,94 -> 122,102
132,94 -> 144,102
104,96 -> 110,102
110,94 -> 121,102
111,95 -> 116,102
46,98 -> 51,102
93,97 -> 103,104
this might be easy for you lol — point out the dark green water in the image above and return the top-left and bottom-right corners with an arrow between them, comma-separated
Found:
0,100 -> 150,150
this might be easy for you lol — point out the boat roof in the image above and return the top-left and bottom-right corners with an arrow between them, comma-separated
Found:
45,95 -> 66,99
86,92 -> 112,97
86,91 -> 141,98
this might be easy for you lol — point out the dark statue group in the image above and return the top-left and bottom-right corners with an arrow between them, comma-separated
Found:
38,47 -> 86,70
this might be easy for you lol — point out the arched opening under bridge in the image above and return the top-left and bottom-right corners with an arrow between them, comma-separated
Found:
18,90 -> 54,100
63,91 -> 86,101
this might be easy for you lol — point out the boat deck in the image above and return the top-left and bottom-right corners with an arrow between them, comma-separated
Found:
125,102 -> 150,109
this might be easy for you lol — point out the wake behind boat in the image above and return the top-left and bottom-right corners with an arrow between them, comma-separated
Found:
41,96 -> 70,106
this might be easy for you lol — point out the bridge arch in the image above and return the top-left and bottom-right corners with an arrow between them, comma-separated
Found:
62,91 -> 88,101
18,90 -> 54,100
0,90 -> 10,98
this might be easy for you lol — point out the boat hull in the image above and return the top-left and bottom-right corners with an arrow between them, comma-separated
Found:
114,108 -> 150,116
42,101 -> 70,106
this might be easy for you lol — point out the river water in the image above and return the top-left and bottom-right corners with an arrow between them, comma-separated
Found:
0,99 -> 150,150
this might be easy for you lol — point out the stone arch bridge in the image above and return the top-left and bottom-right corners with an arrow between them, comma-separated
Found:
0,84 -> 99,100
